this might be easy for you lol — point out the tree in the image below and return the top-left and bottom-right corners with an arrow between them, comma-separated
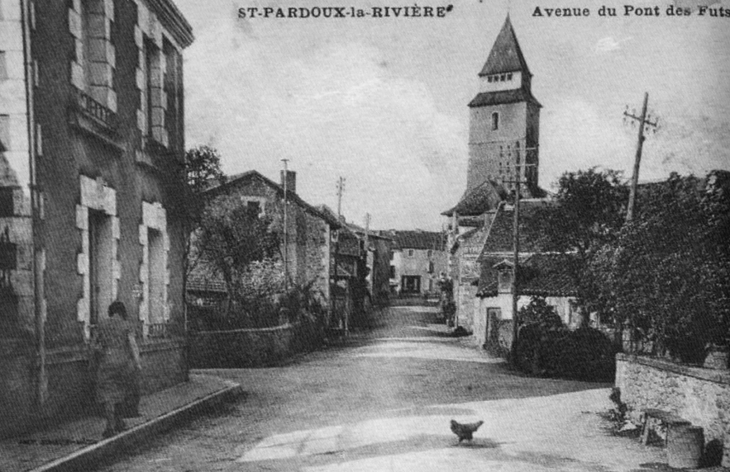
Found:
596,172 -> 730,362
519,296 -> 563,331
194,195 -> 280,313
530,168 -> 629,322
176,146 -> 226,280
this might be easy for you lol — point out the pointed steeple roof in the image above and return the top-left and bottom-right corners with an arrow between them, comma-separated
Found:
479,16 -> 531,77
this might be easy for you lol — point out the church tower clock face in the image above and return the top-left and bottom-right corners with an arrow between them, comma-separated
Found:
466,16 -> 541,198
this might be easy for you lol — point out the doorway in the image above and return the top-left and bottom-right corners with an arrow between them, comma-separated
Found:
88,209 -> 113,325
401,276 -> 421,294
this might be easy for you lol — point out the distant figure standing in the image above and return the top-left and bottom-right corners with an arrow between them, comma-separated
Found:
94,301 -> 142,438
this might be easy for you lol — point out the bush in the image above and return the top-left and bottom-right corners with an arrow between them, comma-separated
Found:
555,327 -> 617,381
514,324 -> 617,382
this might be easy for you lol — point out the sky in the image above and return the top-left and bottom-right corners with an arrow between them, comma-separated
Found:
173,0 -> 730,230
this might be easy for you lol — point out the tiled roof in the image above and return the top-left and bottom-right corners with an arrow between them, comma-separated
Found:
477,253 -> 577,298
442,180 -> 507,217
187,262 -> 227,294
468,87 -> 542,108
478,199 -> 550,257
474,255 -> 504,295
479,16 -> 531,77
207,170 -> 341,229
388,230 -> 446,251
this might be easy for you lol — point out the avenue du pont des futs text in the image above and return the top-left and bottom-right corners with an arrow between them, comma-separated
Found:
533,5 -> 730,17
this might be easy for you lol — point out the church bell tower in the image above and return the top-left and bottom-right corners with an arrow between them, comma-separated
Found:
466,16 -> 541,197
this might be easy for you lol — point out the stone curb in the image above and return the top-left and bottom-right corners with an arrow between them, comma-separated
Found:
27,378 -> 242,472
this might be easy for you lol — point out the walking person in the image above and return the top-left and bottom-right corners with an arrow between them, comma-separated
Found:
93,301 -> 142,438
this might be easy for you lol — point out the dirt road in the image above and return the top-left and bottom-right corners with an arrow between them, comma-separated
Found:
97,305 -> 660,472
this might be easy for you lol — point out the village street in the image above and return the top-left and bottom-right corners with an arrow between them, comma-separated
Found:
96,305 -> 663,472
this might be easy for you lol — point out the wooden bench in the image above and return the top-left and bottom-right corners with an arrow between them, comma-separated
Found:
641,409 -> 691,446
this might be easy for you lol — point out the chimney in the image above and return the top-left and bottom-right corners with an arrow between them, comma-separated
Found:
280,170 -> 296,194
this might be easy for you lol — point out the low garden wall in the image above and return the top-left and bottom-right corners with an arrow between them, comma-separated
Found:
189,321 -> 323,368
615,353 -> 730,442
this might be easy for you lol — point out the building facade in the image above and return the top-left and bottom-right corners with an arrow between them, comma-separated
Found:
387,230 -> 447,296
466,15 -> 541,197
473,201 -> 579,350
0,0 -> 192,436
443,15 -> 547,334
195,170 -> 339,311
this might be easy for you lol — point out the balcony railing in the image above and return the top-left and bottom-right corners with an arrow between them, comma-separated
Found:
148,322 -> 184,339
71,88 -> 117,131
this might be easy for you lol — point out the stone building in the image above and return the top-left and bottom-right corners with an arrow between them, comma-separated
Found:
343,223 -> 393,306
465,14 -> 541,198
473,200 -> 579,350
386,230 -> 447,296
190,170 -> 340,312
0,0 -> 193,436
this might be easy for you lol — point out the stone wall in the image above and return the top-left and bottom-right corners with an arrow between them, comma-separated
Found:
0,339 -> 185,439
456,283 -> 478,333
616,353 -> 730,442
189,321 -> 323,368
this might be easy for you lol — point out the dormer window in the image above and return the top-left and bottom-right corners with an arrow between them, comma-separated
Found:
498,267 -> 512,293
491,112 -> 499,130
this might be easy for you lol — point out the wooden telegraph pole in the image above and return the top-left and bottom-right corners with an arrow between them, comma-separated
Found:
336,177 -> 345,219
281,159 -> 289,288
334,176 -> 347,335
622,93 -> 659,352
624,92 -> 659,222
501,147 -> 538,363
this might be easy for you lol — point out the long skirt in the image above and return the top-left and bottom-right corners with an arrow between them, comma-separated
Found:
97,360 -> 139,408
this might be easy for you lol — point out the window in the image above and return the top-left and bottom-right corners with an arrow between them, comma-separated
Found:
389,265 -> 395,279
427,249 -> 433,258
428,261 -> 434,274
69,0 -> 116,111
163,38 -> 181,150
401,276 -> 421,294
507,73 -> 513,80
0,188 -> 14,217
247,200 -> 261,216
487,76 -> 493,83
144,37 -> 156,136
491,112 -> 499,130
0,51 -> 7,80
241,197 -> 265,217
0,115 -> 9,152
497,268 -> 512,293
407,249 -> 414,257
139,201 -> 170,335
147,228 -> 165,324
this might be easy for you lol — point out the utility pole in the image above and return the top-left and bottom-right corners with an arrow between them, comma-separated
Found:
363,212 -> 370,261
501,146 -> 538,363
336,176 -> 345,218
281,159 -> 289,288
334,176 -> 346,335
623,92 -> 659,222
363,212 -> 371,301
